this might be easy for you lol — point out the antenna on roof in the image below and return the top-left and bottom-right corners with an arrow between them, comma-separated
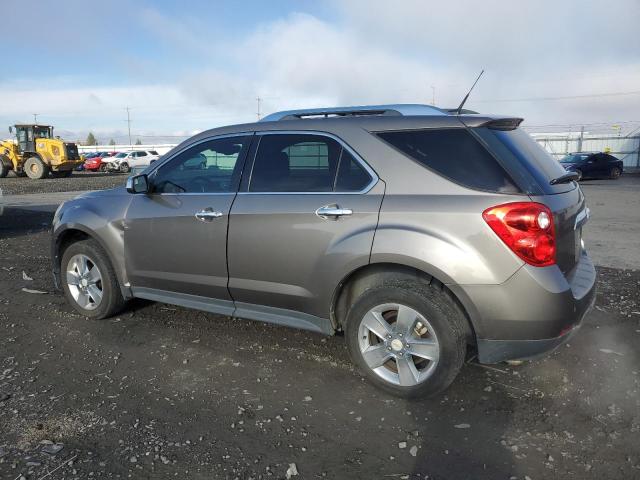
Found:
456,69 -> 484,114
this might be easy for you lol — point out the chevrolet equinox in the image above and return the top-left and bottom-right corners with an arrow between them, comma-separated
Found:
52,104 -> 596,397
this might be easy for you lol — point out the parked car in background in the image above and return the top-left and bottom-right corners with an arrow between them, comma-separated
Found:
559,152 -> 623,180
106,150 -> 159,173
52,104 -> 596,398
84,152 -> 118,172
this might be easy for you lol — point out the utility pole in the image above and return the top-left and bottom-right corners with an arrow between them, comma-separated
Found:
33,113 -> 39,123
126,107 -> 132,148
430,86 -> 435,105
256,97 -> 262,121
577,126 -> 584,152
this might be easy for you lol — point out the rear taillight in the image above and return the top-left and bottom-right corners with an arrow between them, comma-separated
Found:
482,202 -> 556,267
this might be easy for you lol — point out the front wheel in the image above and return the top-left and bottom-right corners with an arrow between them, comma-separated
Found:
61,239 -> 125,319
119,162 -> 130,173
345,281 -> 468,398
609,166 -> 621,180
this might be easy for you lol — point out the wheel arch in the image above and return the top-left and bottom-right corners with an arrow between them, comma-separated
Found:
53,225 -> 131,299
331,262 -> 476,344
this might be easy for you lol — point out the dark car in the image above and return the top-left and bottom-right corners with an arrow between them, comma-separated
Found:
559,152 -> 623,180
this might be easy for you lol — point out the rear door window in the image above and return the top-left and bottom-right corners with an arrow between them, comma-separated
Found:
377,128 -> 519,193
249,133 -> 373,193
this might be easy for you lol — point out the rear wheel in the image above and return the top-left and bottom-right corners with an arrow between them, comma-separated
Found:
345,280 -> 467,398
61,239 -> 125,319
609,166 -> 621,180
24,157 -> 49,179
0,158 -> 9,178
99,163 -> 108,172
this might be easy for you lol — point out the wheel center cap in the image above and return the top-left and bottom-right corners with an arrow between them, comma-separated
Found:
81,278 -> 88,287
390,339 -> 404,352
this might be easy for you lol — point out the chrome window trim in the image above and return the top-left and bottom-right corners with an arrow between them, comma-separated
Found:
143,132 -> 254,196
240,130 -> 379,196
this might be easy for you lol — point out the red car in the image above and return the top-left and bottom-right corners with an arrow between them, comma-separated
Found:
83,152 -> 117,172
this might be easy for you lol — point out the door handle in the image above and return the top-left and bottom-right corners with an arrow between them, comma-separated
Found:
315,205 -> 353,219
195,208 -> 223,222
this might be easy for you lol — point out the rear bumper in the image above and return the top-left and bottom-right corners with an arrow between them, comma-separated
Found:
451,249 -> 596,363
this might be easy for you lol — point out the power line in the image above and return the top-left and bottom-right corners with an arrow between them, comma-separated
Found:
475,90 -> 640,103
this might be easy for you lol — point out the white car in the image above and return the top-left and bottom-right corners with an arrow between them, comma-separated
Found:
107,150 -> 159,173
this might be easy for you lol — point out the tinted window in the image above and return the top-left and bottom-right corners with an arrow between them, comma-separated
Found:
148,150 -> 159,155
250,134 -> 341,192
153,136 -> 249,194
335,149 -> 372,191
479,128 -> 575,194
377,128 -> 519,193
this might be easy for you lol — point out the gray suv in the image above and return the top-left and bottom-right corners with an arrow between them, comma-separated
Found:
52,104 -> 596,397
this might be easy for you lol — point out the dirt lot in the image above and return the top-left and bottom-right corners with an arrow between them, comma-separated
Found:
0,177 -> 639,479
0,171 -> 125,196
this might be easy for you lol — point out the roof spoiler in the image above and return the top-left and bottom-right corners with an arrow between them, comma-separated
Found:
480,118 -> 524,131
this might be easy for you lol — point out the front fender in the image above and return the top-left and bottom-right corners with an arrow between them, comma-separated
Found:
52,193 -> 132,297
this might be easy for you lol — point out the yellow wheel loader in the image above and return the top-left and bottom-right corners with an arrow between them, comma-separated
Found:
0,124 -> 83,179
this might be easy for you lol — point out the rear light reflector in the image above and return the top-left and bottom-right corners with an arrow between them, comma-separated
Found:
482,202 -> 556,267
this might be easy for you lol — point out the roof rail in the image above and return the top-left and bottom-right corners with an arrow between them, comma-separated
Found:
259,104 -> 448,122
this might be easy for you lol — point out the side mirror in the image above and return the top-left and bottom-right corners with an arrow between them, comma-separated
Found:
126,174 -> 149,194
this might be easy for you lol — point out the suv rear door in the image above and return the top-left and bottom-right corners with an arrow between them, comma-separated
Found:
124,135 -> 251,311
227,132 -> 383,326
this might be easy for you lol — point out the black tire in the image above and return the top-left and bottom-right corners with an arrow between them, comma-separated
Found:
120,162 -> 130,173
99,163 -> 108,172
0,158 -> 9,178
60,239 -> 126,319
24,156 -> 49,179
51,170 -> 73,178
345,279 -> 468,398
573,168 -> 583,181
609,166 -> 621,180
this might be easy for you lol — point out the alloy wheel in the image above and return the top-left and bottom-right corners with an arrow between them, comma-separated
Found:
66,254 -> 104,311
357,303 -> 440,386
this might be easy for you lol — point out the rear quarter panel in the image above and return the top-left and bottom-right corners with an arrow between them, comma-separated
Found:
371,194 -> 527,286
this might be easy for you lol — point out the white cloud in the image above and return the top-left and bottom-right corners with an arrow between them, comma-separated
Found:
3,2 -> 640,137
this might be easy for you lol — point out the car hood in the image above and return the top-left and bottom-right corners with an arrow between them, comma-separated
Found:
74,186 -> 127,200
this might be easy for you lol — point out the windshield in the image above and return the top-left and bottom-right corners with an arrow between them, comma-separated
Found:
33,126 -> 52,139
115,153 -> 127,158
560,154 -> 589,164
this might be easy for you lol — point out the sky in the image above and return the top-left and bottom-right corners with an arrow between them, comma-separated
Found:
1,0 -> 639,143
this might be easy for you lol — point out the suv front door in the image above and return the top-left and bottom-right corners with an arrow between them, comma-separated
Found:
227,132 -> 384,330
124,134 -> 251,312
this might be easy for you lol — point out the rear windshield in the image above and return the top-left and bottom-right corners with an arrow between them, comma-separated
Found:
475,128 -> 576,195
376,128 -> 520,193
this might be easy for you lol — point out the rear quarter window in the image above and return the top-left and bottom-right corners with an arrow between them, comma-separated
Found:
475,128 -> 576,195
376,128 -> 519,193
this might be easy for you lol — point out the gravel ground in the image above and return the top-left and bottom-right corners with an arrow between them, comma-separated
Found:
0,171 -> 126,196
0,207 -> 639,479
